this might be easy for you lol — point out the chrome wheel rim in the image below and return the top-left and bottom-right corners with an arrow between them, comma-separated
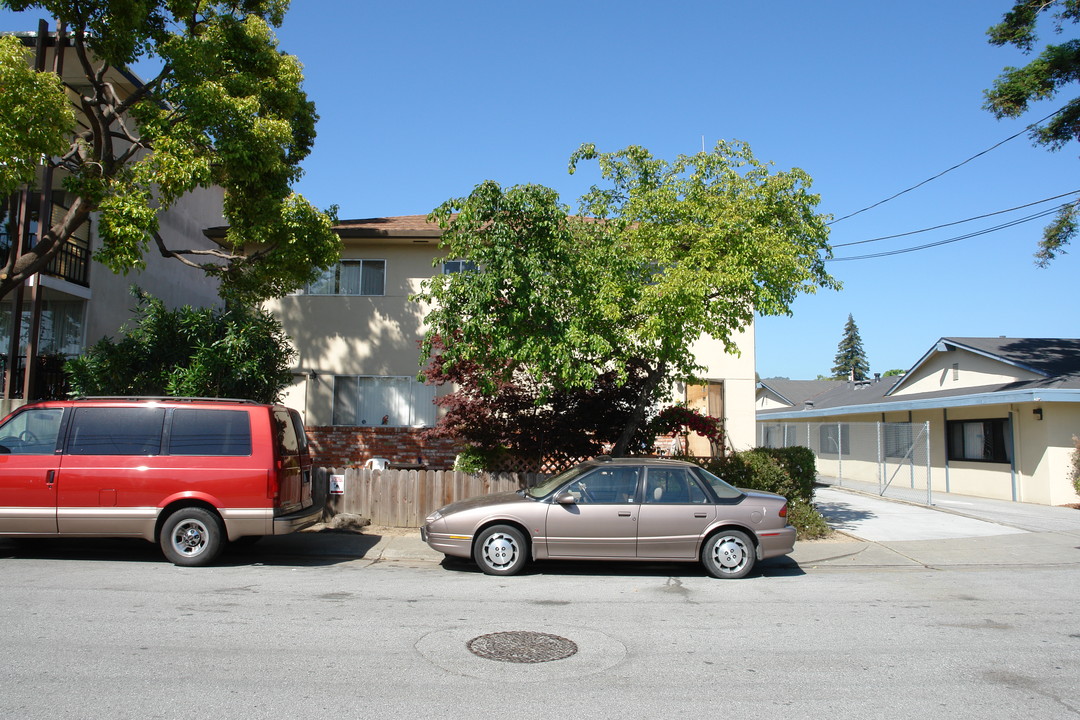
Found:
170,519 -> 210,558
712,535 -> 748,573
481,532 -> 519,571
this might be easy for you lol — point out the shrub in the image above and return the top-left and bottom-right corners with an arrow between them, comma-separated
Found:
453,445 -> 507,473
65,289 -> 294,404
1072,436 -> 1080,497
693,447 -> 829,539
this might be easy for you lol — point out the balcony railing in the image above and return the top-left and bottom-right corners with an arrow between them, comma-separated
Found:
0,233 -> 89,287
0,353 -> 70,401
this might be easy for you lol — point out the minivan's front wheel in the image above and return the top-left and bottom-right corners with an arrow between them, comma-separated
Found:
160,508 -> 225,567
474,525 -> 528,576
701,530 -> 756,579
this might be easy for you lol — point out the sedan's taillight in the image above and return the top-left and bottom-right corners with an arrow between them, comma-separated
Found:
779,504 -> 788,518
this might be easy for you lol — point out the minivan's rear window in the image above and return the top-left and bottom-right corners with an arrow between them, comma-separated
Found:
170,409 -> 252,456
67,407 -> 166,455
273,409 -> 299,456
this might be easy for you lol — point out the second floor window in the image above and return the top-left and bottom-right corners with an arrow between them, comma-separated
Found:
304,260 -> 385,295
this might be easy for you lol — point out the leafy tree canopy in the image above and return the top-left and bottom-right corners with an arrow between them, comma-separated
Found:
985,0 -> 1080,265
418,141 -> 838,455
831,313 -> 870,381
65,288 -> 295,403
0,34 -> 74,197
0,1 -> 339,303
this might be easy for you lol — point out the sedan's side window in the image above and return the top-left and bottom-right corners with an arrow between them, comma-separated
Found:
564,467 -> 640,504
645,468 -> 710,504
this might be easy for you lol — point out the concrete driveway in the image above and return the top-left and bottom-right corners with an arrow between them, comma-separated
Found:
814,487 -> 1029,542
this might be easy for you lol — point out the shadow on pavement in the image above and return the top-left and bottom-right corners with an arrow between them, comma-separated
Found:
0,530 -> 387,568
814,500 -> 877,533
437,554 -> 806,579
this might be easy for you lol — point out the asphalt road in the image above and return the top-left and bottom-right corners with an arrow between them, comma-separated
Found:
2,531 -> 1078,720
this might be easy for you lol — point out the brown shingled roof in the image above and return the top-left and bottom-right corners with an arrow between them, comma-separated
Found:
333,215 -> 443,238
203,215 -> 445,241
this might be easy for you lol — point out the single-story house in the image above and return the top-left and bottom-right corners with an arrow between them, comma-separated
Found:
757,337 -> 1080,506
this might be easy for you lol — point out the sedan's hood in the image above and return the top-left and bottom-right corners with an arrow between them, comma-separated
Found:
438,491 -> 531,516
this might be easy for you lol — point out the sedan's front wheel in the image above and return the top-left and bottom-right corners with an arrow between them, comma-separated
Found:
701,530 -> 755,579
474,525 -> 528,576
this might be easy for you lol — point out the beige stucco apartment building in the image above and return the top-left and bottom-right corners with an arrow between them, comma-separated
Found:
757,338 -> 1080,506
265,216 -> 758,468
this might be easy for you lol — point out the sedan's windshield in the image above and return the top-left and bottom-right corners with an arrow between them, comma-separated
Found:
525,463 -> 594,499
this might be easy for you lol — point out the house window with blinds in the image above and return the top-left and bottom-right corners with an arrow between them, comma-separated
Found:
332,376 -> 436,427
302,260 -> 385,296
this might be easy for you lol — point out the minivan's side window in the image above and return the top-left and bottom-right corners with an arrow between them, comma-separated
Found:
170,409 -> 252,456
67,407 -> 166,455
0,408 -> 64,455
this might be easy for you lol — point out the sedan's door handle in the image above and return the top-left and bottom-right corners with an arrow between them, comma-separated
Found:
618,511 -> 632,517
694,512 -> 707,518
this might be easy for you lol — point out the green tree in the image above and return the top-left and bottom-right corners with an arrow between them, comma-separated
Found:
0,35 -> 74,198
65,289 -> 295,404
831,313 -> 870,381
985,0 -> 1080,265
0,2 -> 340,303
418,141 -> 838,456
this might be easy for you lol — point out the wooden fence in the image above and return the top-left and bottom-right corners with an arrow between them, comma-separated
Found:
320,467 -> 547,527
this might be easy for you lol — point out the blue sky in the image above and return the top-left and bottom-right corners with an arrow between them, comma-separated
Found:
4,1 -> 1078,379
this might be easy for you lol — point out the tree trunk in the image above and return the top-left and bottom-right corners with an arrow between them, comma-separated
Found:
611,360 -> 667,457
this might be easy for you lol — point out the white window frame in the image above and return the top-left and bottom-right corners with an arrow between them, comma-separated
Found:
441,259 -> 479,274
332,375 -> 436,427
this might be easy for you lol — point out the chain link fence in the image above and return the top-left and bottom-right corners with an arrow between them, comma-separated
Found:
759,421 -> 933,505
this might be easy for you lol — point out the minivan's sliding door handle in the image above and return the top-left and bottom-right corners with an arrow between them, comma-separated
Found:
46,470 -> 56,487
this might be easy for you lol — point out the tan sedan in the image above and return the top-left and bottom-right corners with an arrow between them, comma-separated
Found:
421,456 -> 795,578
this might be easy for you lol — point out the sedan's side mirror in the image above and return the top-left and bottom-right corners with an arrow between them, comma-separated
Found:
555,492 -> 577,505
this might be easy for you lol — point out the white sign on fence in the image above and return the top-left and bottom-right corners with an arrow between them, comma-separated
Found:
329,474 -> 345,495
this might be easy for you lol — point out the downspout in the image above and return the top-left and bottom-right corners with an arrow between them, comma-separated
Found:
943,407 -> 950,493
1008,408 -> 1018,503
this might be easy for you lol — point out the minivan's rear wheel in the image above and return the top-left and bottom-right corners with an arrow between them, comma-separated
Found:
160,508 -> 225,567
701,530 -> 755,579
474,525 -> 528,576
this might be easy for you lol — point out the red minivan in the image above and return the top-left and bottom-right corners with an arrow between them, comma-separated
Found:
0,397 -> 325,566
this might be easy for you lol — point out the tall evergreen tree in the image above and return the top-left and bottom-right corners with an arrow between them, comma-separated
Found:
831,314 -> 870,381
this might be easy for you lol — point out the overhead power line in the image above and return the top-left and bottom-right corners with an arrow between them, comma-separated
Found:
831,189 -> 1080,248
829,107 -> 1066,225
828,203 -> 1068,261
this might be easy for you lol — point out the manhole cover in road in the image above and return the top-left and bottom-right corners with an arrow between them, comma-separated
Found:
466,631 -> 578,664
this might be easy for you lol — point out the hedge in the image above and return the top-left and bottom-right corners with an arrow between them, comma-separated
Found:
693,447 -> 831,540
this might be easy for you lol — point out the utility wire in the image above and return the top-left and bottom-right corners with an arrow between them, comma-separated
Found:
831,189 -> 1080,248
829,107 -> 1066,225
828,204 -> 1066,261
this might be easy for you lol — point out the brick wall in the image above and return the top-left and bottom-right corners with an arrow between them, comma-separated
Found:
306,426 -> 461,469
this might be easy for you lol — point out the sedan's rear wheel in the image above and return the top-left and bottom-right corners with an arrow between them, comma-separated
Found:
474,525 -> 528,576
701,530 -> 755,579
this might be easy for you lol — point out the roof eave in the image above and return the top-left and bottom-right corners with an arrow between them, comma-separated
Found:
757,387 -> 1080,420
